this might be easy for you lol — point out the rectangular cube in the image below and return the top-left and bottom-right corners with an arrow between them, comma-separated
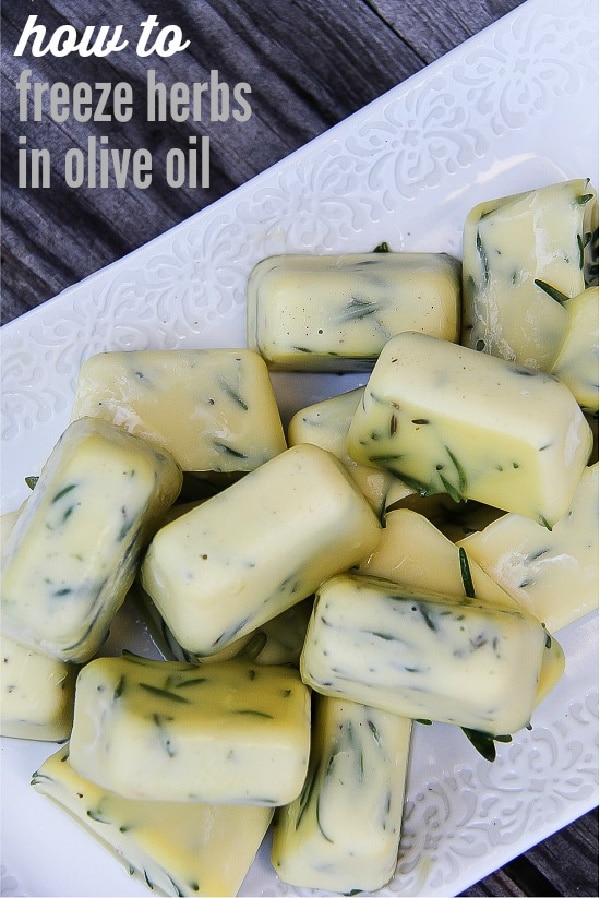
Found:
68,655 -> 310,805
0,510 -> 77,742
33,744 -> 273,897
347,331 -> 592,526
300,573 -> 561,735
357,507 -> 566,705
458,463 -> 599,633
247,251 -> 460,370
551,286 -> 599,411
462,178 -> 596,370
288,387 -> 414,514
0,631 -> 76,741
0,418 -> 182,662
141,443 -> 380,656
358,507 -> 517,609
272,696 -> 411,893
71,348 -> 287,472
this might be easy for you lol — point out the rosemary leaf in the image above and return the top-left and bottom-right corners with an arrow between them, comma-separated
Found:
295,764 -> 318,830
316,794 -> 334,843
86,806 -> 112,824
139,683 -> 191,704
417,604 -> 437,632
461,728 -> 512,762
577,231 -> 592,270
213,442 -> 248,459
368,719 -> 381,743
476,229 -> 490,285
152,713 -> 176,757
445,446 -> 468,494
338,297 -> 384,323
458,547 -> 476,598
174,677 -> 208,688
235,630 -> 268,660
534,279 -> 569,305
51,483 -> 77,503
388,472 -> 431,496
113,674 -> 126,700
439,473 -> 463,504
218,377 -> 249,411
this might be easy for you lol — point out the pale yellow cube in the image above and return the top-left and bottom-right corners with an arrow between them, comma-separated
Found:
1,419 -> 182,662
458,464 -> 599,633
347,331 -> 592,526
71,348 -> 287,472
462,178 -> 597,370
69,655 -> 311,805
273,696 -> 411,893
288,387 -> 413,514
33,744 -> 273,897
0,631 -> 76,741
301,573 -> 561,735
551,286 -> 599,411
142,443 -> 380,656
248,251 -> 460,370
359,507 -> 517,609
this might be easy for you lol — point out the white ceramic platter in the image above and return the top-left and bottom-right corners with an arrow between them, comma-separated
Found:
1,0 -> 598,894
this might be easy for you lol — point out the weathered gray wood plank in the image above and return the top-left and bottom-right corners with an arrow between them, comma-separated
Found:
367,0 -> 525,61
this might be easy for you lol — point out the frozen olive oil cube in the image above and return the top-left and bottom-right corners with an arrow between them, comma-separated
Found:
300,573 -> 561,736
134,497 -> 314,667
0,631 -> 76,741
347,331 -> 592,526
71,348 -> 287,472
359,510 -> 566,706
69,655 -> 311,805
32,744 -> 273,897
551,286 -> 599,411
458,463 -> 599,633
288,387 -> 414,514
248,251 -> 460,371
141,443 -> 380,657
462,178 -> 597,370
359,507 -> 518,609
272,696 -> 411,893
1,510 -> 76,741
1,419 -> 182,662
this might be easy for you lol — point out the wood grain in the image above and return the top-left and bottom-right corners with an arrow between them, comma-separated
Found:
1,2 -> 598,896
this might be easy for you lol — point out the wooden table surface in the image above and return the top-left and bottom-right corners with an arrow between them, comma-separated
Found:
1,1 -> 598,896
